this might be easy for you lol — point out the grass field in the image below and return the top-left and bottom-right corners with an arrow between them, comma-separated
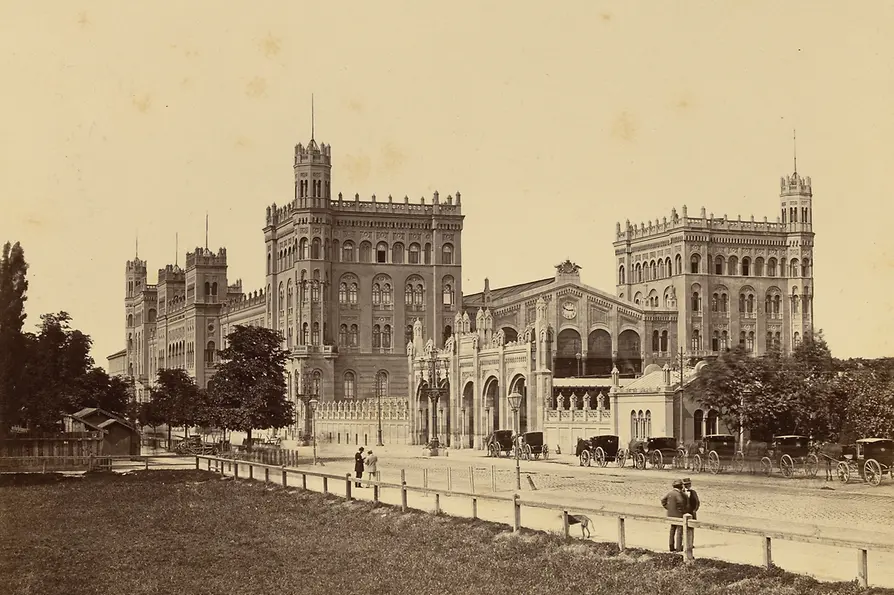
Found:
2,469 -> 892,595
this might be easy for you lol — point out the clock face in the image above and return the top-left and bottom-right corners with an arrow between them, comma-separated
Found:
562,301 -> 577,319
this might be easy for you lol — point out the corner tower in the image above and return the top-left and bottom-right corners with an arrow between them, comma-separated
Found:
780,160 -> 815,347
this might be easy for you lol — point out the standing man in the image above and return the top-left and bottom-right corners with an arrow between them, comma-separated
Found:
660,478 -> 686,552
354,447 -> 365,488
682,477 -> 700,546
365,450 -> 378,487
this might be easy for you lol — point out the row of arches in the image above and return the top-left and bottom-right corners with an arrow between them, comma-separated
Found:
690,284 -> 794,317
337,275 -> 455,309
553,328 -> 641,377
341,370 -> 389,400
269,238 -> 458,274
691,329 -> 791,353
688,254 -> 811,278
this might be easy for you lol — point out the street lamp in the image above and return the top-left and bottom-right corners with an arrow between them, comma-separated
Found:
296,362 -> 318,447
375,373 -> 384,446
575,351 -> 582,378
508,390 -> 522,491
309,397 -> 319,466
422,356 -> 448,447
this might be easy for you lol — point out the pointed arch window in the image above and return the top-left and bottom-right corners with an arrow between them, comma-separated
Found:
383,324 -> 392,349
350,324 -> 359,346
344,372 -> 356,399
342,242 -> 354,262
372,283 -> 382,306
339,283 -> 348,304
382,283 -> 392,304
408,243 -> 420,264
372,325 -> 381,348
339,324 -> 348,345
349,283 -> 358,304
441,243 -> 454,265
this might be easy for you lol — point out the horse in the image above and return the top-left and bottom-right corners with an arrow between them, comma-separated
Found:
812,441 -> 845,481
742,440 -> 770,474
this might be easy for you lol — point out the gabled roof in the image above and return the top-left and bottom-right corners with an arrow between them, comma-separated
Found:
617,367 -> 699,393
71,407 -> 135,431
463,277 -> 555,306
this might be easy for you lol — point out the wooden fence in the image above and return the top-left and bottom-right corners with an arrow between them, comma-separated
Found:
196,454 -> 892,588
0,433 -> 103,461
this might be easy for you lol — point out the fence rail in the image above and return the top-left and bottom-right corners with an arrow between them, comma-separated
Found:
194,454 -> 892,589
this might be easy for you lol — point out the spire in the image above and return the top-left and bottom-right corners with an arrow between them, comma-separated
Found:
175,232 -> 179,266
205,212 -> 209,250
793,128 -> 797,175
135,231 -> 139,259
311,93 -> 315,141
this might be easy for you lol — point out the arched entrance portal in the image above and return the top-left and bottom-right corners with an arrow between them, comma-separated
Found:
462,381 -> 474,448
416,382 -> 429,444
587,329 -> 613,376
617,329 -> 642,376
484,377 -> 500,434
509,374 -> 528,434
416,377 -> 451,445
554,328 -> 583,378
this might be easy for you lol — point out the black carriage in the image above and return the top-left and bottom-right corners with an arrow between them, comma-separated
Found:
835,438 -> 894,487
761,435 -> 818,479
485,429 -> 515,458
576,434 -> 625,468
627,437 -> 680,470
518,431 -> 549,461
690,433 -> 740,474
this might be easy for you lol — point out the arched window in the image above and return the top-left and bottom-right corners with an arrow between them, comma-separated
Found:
405,283 -> 413,305
392,243 -> 404,264
405,325 -> 413,347
675,254 -> 682,275
375,370 -> 389,397
344,372 -> 356,399
739,330 -> 746,347
339,324 -> 348,345
691,329 -> 701,351
372,325 -> 381,348
312,322 -> 320,345
299,238 -> 309,260
302,323 -> 309,345
441,243 -> 454,265
414,284 -> 424,305
767,257 -> 777,277
711,293 -> 719,312
645,410 -> 652,438
350,324 -> 359,346
442,276 -> 454,306
690,254 -> 701,274
376,242 -> 388,264
311,238 -> 321,259
789,258 -> 800,278
728,255 -> 738,276
383,325 -> 392,349
721,330 -> 728,351
312,370 -> 322,396
754,257 -> 764,276
339,283 -> 348,303
741,257 -> 751,276
372,283 -> 382,306
712,330 -> 719,351
408,243 -> 420,264
802,258 -> 810,277
279,282 -> 285,314
349,283 -> 358,304
792,288 -> 800,314
694,409 -> 704,440
706,410 -> 718,434
658,259 -> 665,278
359,242 -> 372,262
746,331 -> 755,353
661,330 -> 668,352
342,242 -> 354,262
205,341 -> 215,363
618,266 -> 626,285
382,283 -> 392,304
204,281 -> 210,296
691,291 -> 701,312
635,263 -> 642,283
311,280 -> 319,302
793,331 -> 801,347
424,243 -> 432,264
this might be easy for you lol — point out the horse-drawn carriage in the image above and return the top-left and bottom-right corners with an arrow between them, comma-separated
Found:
686,433 -> 741,474
762,435 -> 818,478
485,429 -> 515,458
824,438 -> 894,487
517,431 -> 550,461
627,437 -> 680,470
576,434 -> 625,468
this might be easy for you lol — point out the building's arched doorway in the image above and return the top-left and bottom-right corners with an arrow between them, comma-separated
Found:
617,329 -> 642,376
509,374 -> 528,433
439,378 -> 450,446
501,327 -> 518,343
462,381 -> 474,448
416,382 -> 430,444
484,377 -> 500,433
554,328 -> 583,378
587,329 -> 613,376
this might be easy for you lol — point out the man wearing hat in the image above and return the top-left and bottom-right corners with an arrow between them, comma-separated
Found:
660,479 -> 687,552
682,477 -> 700,546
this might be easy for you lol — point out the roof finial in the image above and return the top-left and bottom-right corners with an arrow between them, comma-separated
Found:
311,93 -> 315,141
175,232 -> 179,267
135,231 -> 139,259
793,128 -> 797,175
205,211 -> 209,250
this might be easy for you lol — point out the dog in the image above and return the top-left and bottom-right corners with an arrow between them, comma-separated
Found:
567,514 -> 592,539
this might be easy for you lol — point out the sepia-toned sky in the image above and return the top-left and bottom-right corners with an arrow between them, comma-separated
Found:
1,2 -> 892,365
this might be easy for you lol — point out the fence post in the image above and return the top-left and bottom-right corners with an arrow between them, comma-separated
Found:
323,476 -> 328,494
281,466 -> 287,487
207,458 -> 211,471
434,493 -> 440,515
401,469 -> 408,512
145,457 -> 150,471
857,548 -> 868,588
249,464 -> 254,480
42,460 -> 47,474
234,463 -> 239,479
195,456 -> 199,470
562,511 -> 570,540
682,515 -> 694,562
265,467 -> 270,484
491,466 -> 497,493
88,454 -> 94,471
617,517 -> 626,552
373,484 -> 380,503
762,536 -> 772,569
345,474 -> 353,501
302,473 -> 307,490
472,497 -> 478,520
423,468 -> 428,489
447,467 -> 452,491
469,466 -> 475,493
512,493 -> 521,532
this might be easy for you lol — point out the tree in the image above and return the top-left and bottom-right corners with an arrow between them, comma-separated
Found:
842,369 -> 894,440
206,325 -> 293,448
150,368 -> 200,445
0,241 -> 29,433
71,368 -> 132,416
18,312 -> 94,431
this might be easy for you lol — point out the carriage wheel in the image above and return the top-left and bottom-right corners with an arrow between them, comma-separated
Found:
580,449 -> 591,467
524,444 -> 533,461
836,461 -> 850,483
488,444 -> 498,458
805,454 -> 818,478
760,457 -> 772,476
542,445 -> 549,461
864,459 -> 883,487
651,450 -> 665,470
594,447 -> 606,467
635,453 -> 647,470
693,454 -> 703,474
733,452 -> 746,473
781,454 -> 795,479
707,451 -> 721,474
673,448 -> 685,469
617,449 -> 628,468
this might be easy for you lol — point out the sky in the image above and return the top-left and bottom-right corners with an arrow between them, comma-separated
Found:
1,2 -> 893,364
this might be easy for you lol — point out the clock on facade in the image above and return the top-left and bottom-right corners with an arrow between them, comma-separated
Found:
562,301 -> 577,319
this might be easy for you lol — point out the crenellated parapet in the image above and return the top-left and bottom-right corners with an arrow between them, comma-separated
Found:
780,172 -> 812,197
185,247 -> 227,269
223,288 -> 266,315
294,140 -> 331,165
157,264 -> 186,284
299,397 -> 410,421
265,191 -> 463,226
615,205 -> 787,242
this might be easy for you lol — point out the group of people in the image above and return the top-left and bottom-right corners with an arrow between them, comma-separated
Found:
353,447 -> 379,488
660,477 -> 700,552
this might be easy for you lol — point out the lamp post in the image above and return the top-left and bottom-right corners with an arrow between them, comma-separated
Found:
296,362 -> 318,447
461,406 -> 466,449
375,373 -> 384,446
309,397 -> 319,466
508,390 -> 522,491
422,356 -> 448,446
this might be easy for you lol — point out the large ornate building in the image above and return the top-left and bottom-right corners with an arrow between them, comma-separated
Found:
115,136 -> 814,451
